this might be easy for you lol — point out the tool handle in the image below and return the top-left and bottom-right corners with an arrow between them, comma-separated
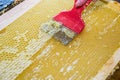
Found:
72,0 -> 93,14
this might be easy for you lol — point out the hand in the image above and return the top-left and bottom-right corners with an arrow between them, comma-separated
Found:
76,0 -> 96,7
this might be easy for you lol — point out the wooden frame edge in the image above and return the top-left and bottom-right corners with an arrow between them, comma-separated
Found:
0,0 -> 41,30
93,48 -> 120,80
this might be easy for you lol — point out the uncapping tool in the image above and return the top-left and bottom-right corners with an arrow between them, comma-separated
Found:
41,0 -> 92,45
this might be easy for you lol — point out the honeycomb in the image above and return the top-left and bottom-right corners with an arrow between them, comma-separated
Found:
0,0 -> 120,80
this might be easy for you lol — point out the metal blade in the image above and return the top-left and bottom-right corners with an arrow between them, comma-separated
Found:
40,20 -> 76,45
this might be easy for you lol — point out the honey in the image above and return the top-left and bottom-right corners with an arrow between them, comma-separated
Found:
0,0 -> 120,80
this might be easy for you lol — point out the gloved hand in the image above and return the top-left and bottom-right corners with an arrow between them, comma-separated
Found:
76,0 -> 96,7
0,0 -> 14,10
